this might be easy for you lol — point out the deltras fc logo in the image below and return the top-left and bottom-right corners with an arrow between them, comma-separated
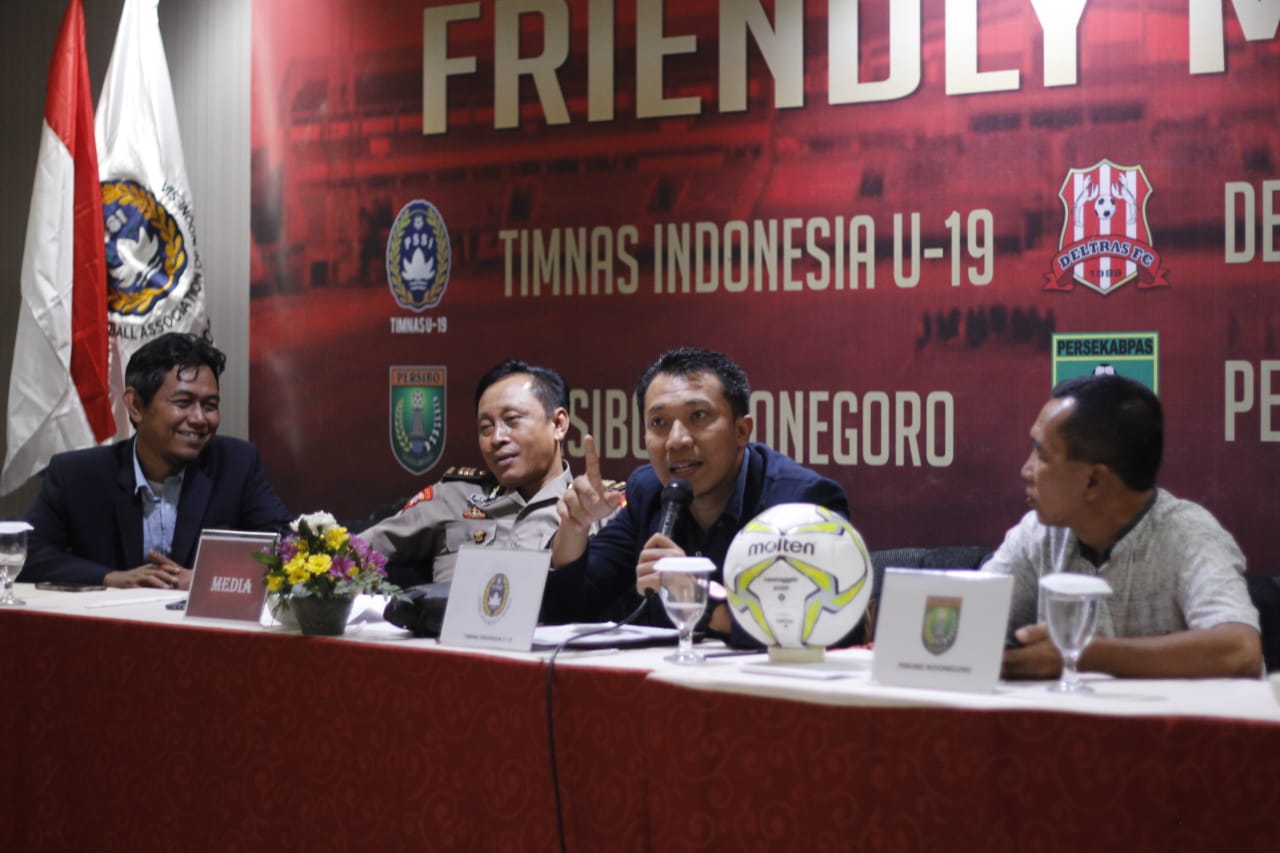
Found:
386,199 -> 451,312
1045,159 -> 1168,295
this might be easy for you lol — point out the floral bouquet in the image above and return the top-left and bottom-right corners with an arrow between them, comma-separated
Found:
255,511 -> 396,600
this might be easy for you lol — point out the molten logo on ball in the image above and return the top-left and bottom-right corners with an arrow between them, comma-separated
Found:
723,503 -> 871,651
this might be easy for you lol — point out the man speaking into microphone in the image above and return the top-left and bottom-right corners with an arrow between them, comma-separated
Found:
542,348 -> 849,644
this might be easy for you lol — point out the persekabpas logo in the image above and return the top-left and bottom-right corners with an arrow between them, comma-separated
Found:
389,366 -> 446,475
386,199 -> 451,312
1051,332 -> 1159,392
1045,159 -> 1168,295
922,595 -> 961,656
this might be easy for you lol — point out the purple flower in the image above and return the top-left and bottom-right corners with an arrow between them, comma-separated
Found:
277,536 -> 301,563
329,554 -> 356,579
348,535 -> 372,559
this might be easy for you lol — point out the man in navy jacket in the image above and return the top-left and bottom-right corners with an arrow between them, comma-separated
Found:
543,347 -> 849,640
20,333 -> 290,589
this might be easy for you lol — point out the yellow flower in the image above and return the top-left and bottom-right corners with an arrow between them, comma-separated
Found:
284,554 -> 310,585
323,526 -> 349,552
265,575 -> 284,592
306,553 -> 332,577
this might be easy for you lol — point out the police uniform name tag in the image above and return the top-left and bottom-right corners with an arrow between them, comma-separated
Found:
185,529 -> 277,622
439,546 -> 550,652
871,569 -> 1013,693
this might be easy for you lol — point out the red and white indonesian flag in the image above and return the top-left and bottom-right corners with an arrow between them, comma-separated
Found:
1,0 -> 114,496
97,0 -> 209,441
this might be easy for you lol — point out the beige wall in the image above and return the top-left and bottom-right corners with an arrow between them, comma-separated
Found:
0,0 -> 251,517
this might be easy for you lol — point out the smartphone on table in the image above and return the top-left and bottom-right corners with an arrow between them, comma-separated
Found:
35,582 -> 107,592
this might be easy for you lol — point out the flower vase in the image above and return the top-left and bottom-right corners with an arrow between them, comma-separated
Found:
290,595 -> 354,637
268,594 -> 299,630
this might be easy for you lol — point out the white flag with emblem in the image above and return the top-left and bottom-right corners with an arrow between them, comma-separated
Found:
96,0 -> 210,441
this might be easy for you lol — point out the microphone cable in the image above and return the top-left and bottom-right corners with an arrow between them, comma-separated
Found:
544,592 -> 653,853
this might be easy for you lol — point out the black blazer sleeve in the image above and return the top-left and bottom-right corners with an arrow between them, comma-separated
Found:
21,449 -> 126,585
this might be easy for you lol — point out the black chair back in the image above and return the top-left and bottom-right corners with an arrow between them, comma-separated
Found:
1246,575 -> 1280,673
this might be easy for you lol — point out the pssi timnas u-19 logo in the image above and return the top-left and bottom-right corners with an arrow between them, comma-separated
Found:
922,595 -> 961,656
390,366 -> 446,475
103,179 -> 203,326
481,574 -> 510,623
386,199 -> 451,311
1045,159 -> 1169,295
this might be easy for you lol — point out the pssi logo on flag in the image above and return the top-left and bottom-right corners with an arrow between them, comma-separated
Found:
1045,159 -> 1169,295
103,179 -> 194,319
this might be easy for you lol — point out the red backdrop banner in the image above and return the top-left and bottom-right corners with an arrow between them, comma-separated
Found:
249,0 -> 1280,569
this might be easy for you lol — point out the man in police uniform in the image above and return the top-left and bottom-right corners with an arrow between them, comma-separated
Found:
363,359 -> 583,586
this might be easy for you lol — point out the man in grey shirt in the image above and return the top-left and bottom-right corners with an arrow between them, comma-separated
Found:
985,373 -> 1261,679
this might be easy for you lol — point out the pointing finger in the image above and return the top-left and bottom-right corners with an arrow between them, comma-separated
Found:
583,434 -> 605,490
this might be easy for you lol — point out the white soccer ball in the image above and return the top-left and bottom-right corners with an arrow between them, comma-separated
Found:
723,503 -> 871,655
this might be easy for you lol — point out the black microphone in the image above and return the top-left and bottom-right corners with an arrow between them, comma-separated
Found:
642,478 -> 693,608
657,478 -> 693,540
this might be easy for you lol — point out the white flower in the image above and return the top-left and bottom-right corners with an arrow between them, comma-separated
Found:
291,511 -> 339,534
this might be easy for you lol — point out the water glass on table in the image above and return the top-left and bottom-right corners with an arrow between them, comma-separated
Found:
0,521 -> 33,607
1040,573 -> 1112,694
656,556 -> 715,665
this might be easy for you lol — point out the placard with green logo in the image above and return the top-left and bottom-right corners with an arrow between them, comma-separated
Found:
1051,332 -> 1158,393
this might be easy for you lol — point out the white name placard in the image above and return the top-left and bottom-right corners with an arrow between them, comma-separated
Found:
871,569 -> 1013,693
438,547 -> 550,652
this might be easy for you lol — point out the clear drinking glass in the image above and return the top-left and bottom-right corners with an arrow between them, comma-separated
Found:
0,521 -> 34,607
1040,573 -> 1113,694
656,557 -> 714,665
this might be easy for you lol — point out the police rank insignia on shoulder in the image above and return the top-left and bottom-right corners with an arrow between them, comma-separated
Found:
400,485 -> 435,512
442,465 -> 489,483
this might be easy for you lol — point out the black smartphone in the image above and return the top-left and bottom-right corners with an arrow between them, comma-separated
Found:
35,582 -> 107,592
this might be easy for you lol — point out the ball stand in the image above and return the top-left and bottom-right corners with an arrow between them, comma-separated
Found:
766,645 -> 825,664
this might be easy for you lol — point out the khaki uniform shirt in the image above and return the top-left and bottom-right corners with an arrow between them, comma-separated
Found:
363,464 -> 574,584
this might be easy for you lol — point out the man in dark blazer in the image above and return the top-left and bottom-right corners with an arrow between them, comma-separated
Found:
544,347 -> 849,645
20,333 -> 291,589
